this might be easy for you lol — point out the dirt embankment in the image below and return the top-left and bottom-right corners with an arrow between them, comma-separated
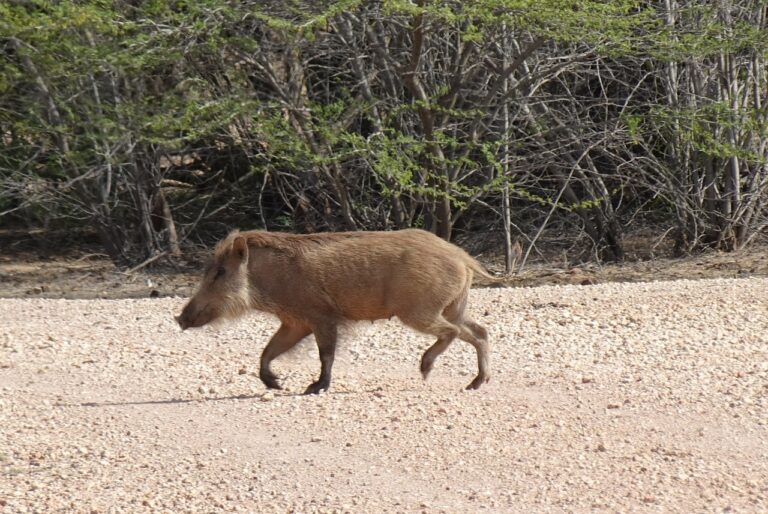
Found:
1,238 -> 767,299
1,277 -> 767,513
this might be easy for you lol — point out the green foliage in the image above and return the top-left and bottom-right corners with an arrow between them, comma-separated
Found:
1,0 -> 766,260
648,103 -> 768,164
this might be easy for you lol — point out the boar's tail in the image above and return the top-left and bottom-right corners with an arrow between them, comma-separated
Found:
464,256 -> 504,284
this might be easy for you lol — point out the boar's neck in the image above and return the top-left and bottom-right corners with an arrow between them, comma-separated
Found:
246,247 -> 307,314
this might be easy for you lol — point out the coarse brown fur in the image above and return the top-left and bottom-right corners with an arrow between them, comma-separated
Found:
176,229 -> 496,394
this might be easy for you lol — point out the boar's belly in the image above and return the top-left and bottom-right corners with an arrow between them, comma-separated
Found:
338,300 -> 392,322
328,288 -> 393,321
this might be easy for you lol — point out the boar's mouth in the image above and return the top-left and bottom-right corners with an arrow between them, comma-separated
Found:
176,302 -> 218,330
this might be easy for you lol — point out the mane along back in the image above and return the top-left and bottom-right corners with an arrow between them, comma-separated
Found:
216,230 -> 368,258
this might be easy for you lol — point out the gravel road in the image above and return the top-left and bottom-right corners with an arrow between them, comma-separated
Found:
1,278 -> 767,513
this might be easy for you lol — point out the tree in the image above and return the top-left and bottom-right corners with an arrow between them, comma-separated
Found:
1,0 -> 766,266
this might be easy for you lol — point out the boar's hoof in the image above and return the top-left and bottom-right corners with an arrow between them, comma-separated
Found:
259,371 -> 283,391
465,375 -> 490,391
303,380 -> 330,395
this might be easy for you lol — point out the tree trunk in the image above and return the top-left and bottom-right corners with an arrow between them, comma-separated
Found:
152,189 -> 181,257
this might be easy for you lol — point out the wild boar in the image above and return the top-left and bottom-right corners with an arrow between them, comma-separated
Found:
176,229 -> 496,394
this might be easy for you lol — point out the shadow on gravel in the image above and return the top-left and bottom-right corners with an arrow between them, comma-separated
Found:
62,390 -> 369,408
71,394 -> 261,407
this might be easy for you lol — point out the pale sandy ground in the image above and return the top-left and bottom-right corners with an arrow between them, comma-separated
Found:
1,278 -> 767,513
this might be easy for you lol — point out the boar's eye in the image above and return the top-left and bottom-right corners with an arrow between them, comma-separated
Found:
214,266 -> 226,280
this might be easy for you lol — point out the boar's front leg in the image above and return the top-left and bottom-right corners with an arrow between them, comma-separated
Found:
304,323 -> 338,395
259,322 -> 311,390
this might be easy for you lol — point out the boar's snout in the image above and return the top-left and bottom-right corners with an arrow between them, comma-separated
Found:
176,300 -> 213,330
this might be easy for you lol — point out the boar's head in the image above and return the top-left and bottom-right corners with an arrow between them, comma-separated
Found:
176,234 -> 251,330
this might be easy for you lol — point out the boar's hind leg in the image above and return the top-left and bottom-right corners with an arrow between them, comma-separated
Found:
304,323 -> 338,395
401,316 -> 460,381
442,296 -> 491,390
420,335 -> 454,380
457,319 -> 490,390
260,322 -> 311,390
462,319 -> 488,342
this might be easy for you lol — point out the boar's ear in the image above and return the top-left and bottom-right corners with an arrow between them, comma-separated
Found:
231,236 -> 249,263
